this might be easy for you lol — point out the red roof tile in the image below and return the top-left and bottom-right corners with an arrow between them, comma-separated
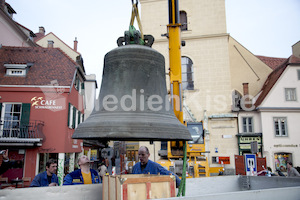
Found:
256,55 -> 287,70
0,46 -> 77,86
255,55 -> 300,107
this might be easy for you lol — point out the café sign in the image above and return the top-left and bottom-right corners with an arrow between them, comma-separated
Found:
31,96 -> 64,111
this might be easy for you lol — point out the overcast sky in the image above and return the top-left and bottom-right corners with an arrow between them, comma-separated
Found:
6,0 -> 300,94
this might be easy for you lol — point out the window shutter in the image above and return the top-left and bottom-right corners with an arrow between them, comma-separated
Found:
81,82 -> 85,90
78,111 -> 81,125
68,103 -> 71,127
0,103 -> 2,118
0,103 -> 2,126
20,103 -> 31,128
72,106 -> 76,129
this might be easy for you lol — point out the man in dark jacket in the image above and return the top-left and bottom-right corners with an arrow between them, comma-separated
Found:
30,159 -> 59,187
132,146 -> 181,187
63,155 -> 100,185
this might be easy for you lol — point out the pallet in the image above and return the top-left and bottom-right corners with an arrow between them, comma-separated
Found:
102,174 -> 176,200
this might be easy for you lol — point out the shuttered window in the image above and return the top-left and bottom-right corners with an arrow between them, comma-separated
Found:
72,106 -> 76,129
68,103 -> 83,129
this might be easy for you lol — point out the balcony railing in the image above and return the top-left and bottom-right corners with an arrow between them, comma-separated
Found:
0,120 -> 45,145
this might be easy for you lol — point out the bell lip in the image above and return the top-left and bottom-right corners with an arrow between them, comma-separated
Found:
72,111 -> 193,141
72,129 -> 193,141
71,136 -> 192,141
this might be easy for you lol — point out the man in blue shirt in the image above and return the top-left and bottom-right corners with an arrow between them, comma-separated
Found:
63,155 -> 100,185
132,146 -> 181,187
30,159 -> 59,187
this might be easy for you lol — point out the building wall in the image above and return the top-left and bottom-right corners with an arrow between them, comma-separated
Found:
140,0 -> 227,40
259,66 -> 300,169
238,112 -> 262,134
140,0 -> 237,171
261,111 -> 300,170
36,33 -> 80,62
292,41 -> 300,58
0,85 -> 84,178
0,14 -> 32,47
139,0 -> 276,173
260,66 -> 300,108
84,74 -> 97,119
228,37 -> 272,96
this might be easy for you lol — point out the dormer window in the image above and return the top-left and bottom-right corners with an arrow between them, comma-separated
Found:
4,63 -> 32,77
7,69 -> 26,76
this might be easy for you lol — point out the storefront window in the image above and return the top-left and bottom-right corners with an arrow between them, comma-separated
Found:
274,152 -> 292,172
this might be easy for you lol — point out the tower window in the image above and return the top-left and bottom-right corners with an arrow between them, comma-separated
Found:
180,11 -> 188,31
181,56 -> 194,90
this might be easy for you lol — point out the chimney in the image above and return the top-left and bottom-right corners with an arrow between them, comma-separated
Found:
47,40 -> 54,48
242,83 -> 249,96
74,37 -> 78,52
39,26 -> 45,36
242,83 -> 251,108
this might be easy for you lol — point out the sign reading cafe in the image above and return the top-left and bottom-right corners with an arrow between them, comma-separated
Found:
31,96 -> 63,111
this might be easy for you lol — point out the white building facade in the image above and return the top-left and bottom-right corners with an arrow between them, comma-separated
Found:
255,57 -> 300,172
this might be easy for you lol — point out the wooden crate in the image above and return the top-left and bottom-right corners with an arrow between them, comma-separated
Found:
102,174 -> 176,200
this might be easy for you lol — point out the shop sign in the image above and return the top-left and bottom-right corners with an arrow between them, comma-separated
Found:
218,156 -> 230,164
239,144 -> 261,150
126,144 -> 139,150
31,96 -> 64,111
239,136 -> 261,144
274,144 -> 298,148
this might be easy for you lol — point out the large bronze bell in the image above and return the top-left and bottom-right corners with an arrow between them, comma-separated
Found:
72,44 -> 192,141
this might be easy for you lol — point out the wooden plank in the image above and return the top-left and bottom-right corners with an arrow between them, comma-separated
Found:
117,175 -> 121,200
127,183 -> 146,200
122,183 -> 128,200
109,176 -> 116,200
102,175 -> 108,200
146,182 -> 151,199
123,176 -> 174,184
170,179 -> 175,197
151,182 -> 171,199
103,174 -> 176,200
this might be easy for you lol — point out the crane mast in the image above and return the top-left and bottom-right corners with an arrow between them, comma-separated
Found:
167,0 -> 187,196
